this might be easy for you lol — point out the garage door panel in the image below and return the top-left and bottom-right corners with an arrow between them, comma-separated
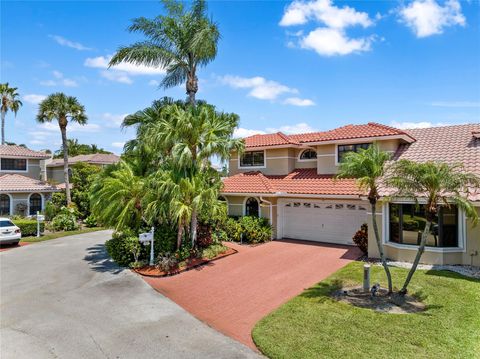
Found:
282,201 -> 367,245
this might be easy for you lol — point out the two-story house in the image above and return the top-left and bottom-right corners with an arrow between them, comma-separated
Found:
221,122 -> 480,266
0,145 -> 58,216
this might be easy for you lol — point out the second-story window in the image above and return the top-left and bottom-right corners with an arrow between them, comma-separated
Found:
337,143 -> 371,163
1,158 -> 27,171
240,151 -> 265,167
299,149 -> 317,160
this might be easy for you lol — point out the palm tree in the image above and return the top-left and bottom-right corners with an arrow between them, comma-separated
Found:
37,93 -> 87,205
388,160 -> 480,295
337,143 -> 394,294
141,101 -> 243,245
109,0 -> 219,105
90,161 -> 146,230
0,83 -> 23,145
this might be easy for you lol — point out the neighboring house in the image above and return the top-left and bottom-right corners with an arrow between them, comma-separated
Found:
46,153 -> 120,185
0,145 -> 58,216
221,123 -> 480,266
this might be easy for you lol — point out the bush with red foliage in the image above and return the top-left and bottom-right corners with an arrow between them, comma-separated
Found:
196,223 -> 213,248
352,223 -> 368,254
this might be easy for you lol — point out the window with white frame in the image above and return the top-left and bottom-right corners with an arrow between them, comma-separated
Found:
1,158 -> 27,171
299,149 -> 317,160
240,151 -> 265,167
0,194 -> 10,215
337,143 -> 371,163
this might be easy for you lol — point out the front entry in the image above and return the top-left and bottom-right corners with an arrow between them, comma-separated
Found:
282,200 -> 367,245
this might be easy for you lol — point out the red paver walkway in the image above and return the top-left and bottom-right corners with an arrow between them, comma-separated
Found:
0,242 -> 30,252
143,240 -> 361,349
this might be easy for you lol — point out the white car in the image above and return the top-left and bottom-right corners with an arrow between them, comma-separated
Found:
0,218 -> 21,245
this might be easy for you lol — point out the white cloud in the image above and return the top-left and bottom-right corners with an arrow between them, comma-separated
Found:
283,97 -> 316,106
40,71 -> 78,87
84,54 -> 165,84
233,128 -> 267,138
301,28 -> 373,56
266,122 -> 318,134
148,79 -> 160,86
111,141 -> 126,148
220,75 -> 298,100
280,0 -> 372,28
430,101 -> 480,108
390,121 -> 451,129
23,94 -> 46,105
280,0 -> 376,56
39,122 -> 101,133
102,113 -> 128,128
50,35 -> 92,51
399,0 -> 465,38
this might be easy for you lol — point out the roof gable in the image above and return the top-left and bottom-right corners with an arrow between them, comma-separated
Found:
0,145 -> 50,159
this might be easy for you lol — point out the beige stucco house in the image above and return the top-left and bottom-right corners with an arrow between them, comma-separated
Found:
221,123 -> 480,266
0,145 -> 58,216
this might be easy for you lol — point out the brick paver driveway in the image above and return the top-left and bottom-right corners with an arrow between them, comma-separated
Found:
144,240 -> 361,349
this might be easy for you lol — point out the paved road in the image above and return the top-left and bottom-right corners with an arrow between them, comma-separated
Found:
0,230 -> 260,359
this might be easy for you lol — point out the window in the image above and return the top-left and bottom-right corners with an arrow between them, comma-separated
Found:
337,143 -> 371,163
0,194 -> 10,215
389,203 -> 458,248
299,149 -> 317,160
0,219 -> 14,227
29,193 -> 42,216
1,158 -> 27,171
240,151 -> 265,167
245,197 -> 259,217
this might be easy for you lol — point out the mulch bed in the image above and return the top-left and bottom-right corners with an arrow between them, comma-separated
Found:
132,247 -> 238,278
332,286 -> 426,314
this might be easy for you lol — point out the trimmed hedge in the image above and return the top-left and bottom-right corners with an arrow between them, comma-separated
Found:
13,219 -> 45,237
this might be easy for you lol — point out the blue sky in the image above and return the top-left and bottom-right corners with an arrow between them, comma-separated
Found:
1,0 -> 479,154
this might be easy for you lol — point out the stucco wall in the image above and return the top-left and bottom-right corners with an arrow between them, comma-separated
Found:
0,158 -> 45,180
2,192 -> 51,216
47,166 -> 66,184
368,204 -> 480,266
229,148 -> 294,176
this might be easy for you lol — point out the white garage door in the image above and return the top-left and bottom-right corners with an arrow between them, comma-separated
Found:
282,201 -> 368,245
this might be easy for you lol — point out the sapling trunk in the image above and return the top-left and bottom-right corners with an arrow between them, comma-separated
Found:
371,203 -> 393,294
60,125 -> 72,205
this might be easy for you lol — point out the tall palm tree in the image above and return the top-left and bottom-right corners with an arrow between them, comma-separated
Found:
109,0 -> 219,105
37,93 -> 87,205
388,160 -> 479,295
141,101 -> 243,245
0,83 -> 23,145
337,144 -> 394,294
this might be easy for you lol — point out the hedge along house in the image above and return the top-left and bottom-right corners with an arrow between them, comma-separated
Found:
220,123 -> 480,266
0,145 -> 58,216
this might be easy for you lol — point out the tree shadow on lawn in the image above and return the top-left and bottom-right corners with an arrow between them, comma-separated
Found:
424,268 -> 480,284
84,243 -> 124,275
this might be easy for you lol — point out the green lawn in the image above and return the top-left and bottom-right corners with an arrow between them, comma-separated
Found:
253,262 -> 480,359
20,227 -> 107,243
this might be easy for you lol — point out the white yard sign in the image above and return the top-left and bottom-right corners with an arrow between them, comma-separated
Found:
139,227 -> 155,265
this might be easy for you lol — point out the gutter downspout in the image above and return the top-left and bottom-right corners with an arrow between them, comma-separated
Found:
260,196 -> 274,240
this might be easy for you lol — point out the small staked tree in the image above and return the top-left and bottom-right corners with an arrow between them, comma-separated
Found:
388,160 -> 479,295
0,83 -> 23,145
109,0 -> 219,105
337,143 -> 394,294
37,93 -> 87,205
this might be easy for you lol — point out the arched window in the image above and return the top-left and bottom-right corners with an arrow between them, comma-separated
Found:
300,149 -> 317,160
218,196 -> 227,202
0,194 -> 10,215
29,193 -> 42,215
245,197 -> 259,217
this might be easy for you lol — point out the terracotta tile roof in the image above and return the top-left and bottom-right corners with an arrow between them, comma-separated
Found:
243,123 -> 415,149
244,132 -> 299,148
222,169 -> 361,196
47,153 -> 120,167
0,145 -> 50,159
0,174 -> 58,193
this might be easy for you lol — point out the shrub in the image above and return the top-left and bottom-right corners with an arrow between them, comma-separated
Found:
84,214 -> 98,228
13,219 -> 45,237
352,223 -> 368,254
222,217 -> 242,242
156,252 -> 178,273
105,230 -> 140,267
239,216 -> 272,243
50,207 -> 79,231
45,192 -> 67,220
196,223 -> 213,248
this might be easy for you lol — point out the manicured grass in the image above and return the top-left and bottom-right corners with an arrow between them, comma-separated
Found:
201,243 -> 229,259
20,227 -> 107,243
253,262 -> 480,359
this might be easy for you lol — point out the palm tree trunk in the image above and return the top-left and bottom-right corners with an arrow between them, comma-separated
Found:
186,68 -> 197,107
191,210 -> 198,247
60,125 -> 72,205
177,222 -> 184,250
371,203 -> 393,294
1,108 -> 5,145
399,221 -> 431,295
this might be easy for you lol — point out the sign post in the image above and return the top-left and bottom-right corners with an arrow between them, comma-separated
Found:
139,227 -> 155,266
36,211 -> 45,238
